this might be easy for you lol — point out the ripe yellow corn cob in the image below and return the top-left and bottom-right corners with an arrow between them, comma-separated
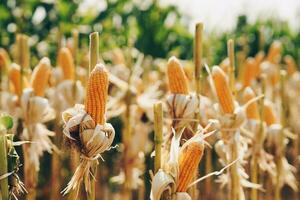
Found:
30,57 -> 51,97
263,101 -> 277,125
9,64 -> 29,96
219,57 -> 230,75
284,55 -> 297,76
267,41 -> 281,64
183,63 -> 194,82
58,47 -> 75,80
85,64 -> 109,125
242,58 -> 256,88
9,64 -> 21,96
177,141 -> 204,192
167,56 -> 189,94
271,66 -> 280,86
212,66 -> 235,114
243,87 -> 259,120
0,48 -> 10,72
254,51 -> 264,77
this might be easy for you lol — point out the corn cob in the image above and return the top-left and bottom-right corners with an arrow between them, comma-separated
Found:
9,64 -> 29,97
58,47 -> 75,80
85,64 -> 109,125
243,87 -> 259,120
219,58 -> 230,75
212,66 -> 235,114
263,101 -> 277,125
9,65 -> 21,96
284,55 -> 297,76
270,69 -> 280,86
0,48 -> 10,72
267,41 -> 281,64
167,56 -> 189,94
242,58 -> 256,88
30,57 -> 51,97
177,141 -> 204,192
253,51 -> 264,77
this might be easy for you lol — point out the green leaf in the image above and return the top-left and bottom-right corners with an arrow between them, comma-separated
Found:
0,115 -> 13,130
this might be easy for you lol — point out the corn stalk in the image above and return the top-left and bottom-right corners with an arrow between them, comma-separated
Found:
0,131 -> 8,200
275,71 -> 287,200
192,22 -> 203,199
154,102 -> 163,173
122,73 -> 133,200
227,39 -> 240,200
250,76 -> 266,200
87,31 -> 100,200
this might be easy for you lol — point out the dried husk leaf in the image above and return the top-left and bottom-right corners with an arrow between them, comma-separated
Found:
62,104 -> 115,195
166,94 -> 199,144
150,170 -> 175,200
244,120 -> 276,177
265,123 -> 298,191
19,89 -> 56,172
22,124 -> 55,171
151,128 -> 213,200
48,80 -> 84,115
21,88 -> 55,124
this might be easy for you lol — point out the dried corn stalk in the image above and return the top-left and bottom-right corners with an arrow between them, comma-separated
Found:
61,64 -> 115,196
211,66 -> 261,200
106,49 -> 161,200
263,74 -> 298,198
20,88 -> 56,199
242,87 -> 276,200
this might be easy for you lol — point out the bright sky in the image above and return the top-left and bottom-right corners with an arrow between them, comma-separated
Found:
160,0 -> 300,32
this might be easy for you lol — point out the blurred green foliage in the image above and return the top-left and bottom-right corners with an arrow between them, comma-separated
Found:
0,0 -> 299,67
211,15 -> 300,66
0,0 -> 193,65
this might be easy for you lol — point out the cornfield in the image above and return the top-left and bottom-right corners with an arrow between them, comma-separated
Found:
0,1 -> 300,200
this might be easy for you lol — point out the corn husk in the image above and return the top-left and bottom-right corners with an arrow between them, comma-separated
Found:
243,120 -> 276,177
48,80 -> 84,115
166,93 -> 199,145
213,101 -> 262,199
151,127 -> 214,200
286,72 -> 300,132
61,104 -> 115,195
21,88 -> 55,125
265,123 -> 298,191
20,88 -> 56,171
